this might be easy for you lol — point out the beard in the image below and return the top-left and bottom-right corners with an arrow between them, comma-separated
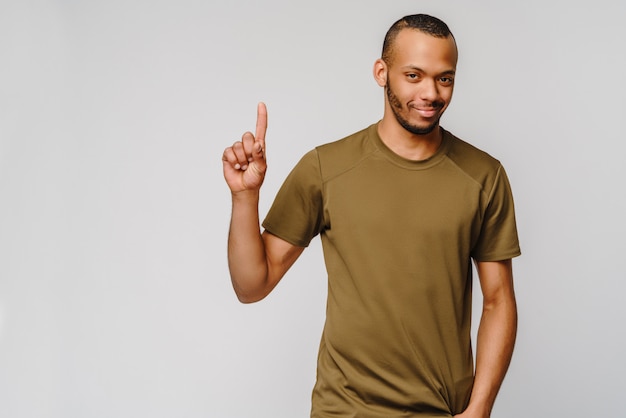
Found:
386,78 -> 443,135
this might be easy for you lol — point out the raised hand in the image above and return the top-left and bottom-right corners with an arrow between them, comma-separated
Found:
222,102 -> 268,194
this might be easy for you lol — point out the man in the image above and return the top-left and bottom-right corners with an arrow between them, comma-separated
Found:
222,14 -> 520,418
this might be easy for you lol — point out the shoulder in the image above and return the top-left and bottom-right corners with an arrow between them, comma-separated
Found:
314,124 -> 379,181
445,130 -> 501,169
285,124 -> 377,184
444,130 -> 506,192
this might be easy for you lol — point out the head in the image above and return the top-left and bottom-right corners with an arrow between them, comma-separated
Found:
374,14 -> 458,136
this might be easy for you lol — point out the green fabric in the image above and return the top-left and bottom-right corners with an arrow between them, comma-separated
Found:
262,123 -> 521,417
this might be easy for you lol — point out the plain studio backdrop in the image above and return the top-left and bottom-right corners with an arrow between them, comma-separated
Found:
1,0 -> 625,417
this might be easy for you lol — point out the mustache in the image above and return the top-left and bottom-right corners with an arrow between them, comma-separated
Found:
409,101 -> 444,110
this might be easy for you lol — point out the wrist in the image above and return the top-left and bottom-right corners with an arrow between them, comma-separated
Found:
231,188 -> 260,203
461,402 -> 491,418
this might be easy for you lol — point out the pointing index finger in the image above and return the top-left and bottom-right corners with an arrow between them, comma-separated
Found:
255,102 -> 267,148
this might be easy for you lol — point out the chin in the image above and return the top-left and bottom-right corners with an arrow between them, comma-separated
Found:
402,120 -> 439,136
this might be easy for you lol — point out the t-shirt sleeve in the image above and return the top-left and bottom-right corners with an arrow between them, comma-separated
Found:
471,164 -> 521,261
262,149 -> 324,247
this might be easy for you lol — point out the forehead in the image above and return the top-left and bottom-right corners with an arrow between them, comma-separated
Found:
390,29 -> 458,70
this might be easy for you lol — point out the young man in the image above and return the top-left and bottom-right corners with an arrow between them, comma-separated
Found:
222,14 -> 520,418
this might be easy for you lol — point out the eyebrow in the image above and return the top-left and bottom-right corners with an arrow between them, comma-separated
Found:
401,65 -> 456,75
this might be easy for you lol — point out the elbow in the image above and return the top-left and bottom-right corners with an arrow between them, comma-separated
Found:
235,291 -> 267,304
483,293 -> 517,316
232,281 -> 271,304
229,263 -> 280,303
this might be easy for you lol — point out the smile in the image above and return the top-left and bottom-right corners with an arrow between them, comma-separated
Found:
411,107 -> 439,118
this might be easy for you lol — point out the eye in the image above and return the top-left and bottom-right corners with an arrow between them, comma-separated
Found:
407,73 -> 419,81
439,76 -> 454,86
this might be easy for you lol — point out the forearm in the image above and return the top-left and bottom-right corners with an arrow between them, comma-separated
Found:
464,292 -> 517,417
227,190 -> 270,302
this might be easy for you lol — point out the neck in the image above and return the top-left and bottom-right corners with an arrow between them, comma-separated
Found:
377,117 -> 443,161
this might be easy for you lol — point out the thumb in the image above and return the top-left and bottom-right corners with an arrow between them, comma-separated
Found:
254,140 -> 265,160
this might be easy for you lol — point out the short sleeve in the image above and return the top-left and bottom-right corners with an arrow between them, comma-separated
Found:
471,165 -> 521,261
262,149 -> 324,247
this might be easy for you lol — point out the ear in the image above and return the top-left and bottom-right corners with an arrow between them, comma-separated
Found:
373,58 -> 388,87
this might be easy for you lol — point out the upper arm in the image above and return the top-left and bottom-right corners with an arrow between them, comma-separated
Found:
474,259 -> 516,307
261,230 -> 305,292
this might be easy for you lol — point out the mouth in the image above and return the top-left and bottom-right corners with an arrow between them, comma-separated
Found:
411,107 -> 439,118
408,101 -> 443,118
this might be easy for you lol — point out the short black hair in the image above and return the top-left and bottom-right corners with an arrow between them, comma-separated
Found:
381,14 -> 454,64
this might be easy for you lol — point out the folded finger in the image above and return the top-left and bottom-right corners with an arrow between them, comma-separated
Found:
231,141 -> 249,170
223,146 -> 242,170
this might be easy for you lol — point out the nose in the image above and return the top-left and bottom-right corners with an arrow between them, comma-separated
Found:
419,78 -> 439,102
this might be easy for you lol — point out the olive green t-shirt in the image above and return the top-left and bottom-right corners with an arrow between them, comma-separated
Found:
262,123 -> 521,417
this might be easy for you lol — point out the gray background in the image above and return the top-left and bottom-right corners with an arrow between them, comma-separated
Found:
1,0 -> 625,417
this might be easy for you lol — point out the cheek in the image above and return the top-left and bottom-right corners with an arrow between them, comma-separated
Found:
394,89 -> 415,108
386,87 -> 403,109
442,87 -> 454,102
